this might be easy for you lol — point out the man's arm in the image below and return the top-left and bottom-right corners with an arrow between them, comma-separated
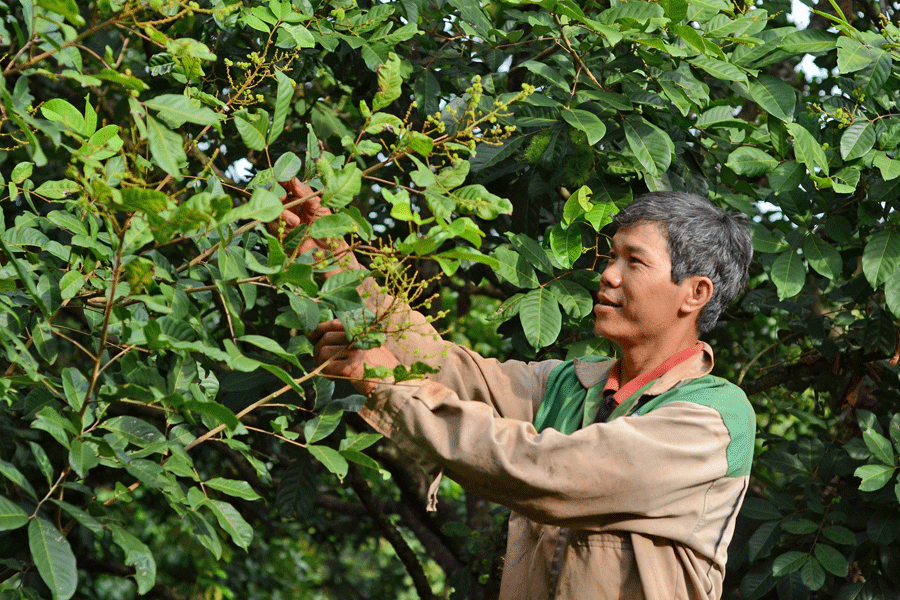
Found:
361,376 -> 750,536
274,179 -> 558,417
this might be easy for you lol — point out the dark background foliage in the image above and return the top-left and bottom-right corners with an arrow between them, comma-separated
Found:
1,0 -> 900,598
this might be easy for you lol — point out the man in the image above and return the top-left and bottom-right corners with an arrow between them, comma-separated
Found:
283,181 -> 755,600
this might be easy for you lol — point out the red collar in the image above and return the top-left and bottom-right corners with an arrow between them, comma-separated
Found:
603,342 -> 705,406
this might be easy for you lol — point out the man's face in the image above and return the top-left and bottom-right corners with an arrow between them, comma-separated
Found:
593,222 -> 693,349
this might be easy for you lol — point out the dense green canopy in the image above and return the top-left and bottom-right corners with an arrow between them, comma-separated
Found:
1,0 -> 900,598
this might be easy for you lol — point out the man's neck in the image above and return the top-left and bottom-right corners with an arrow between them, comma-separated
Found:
618,334 -> 701,384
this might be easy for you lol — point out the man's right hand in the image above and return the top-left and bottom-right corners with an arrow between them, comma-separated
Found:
268,177 -> 360,273
267,178 -> 331,240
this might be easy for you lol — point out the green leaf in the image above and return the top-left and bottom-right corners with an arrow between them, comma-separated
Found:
749,76 -> 795,122
802,235 -> 842,280
854,463 -> 894,491
0,236 -> 50,318
68,438 -> 99,479
695,105 -> 749,130
34,179 -> 81,200
340,432 -> 382,453
304,405 -> 343,444
322,164 -> 362,210
519,287 -> 562,349
689,57 -> 748,83
748,520 -> 780,562
509,233 -> 554,275
779,29 -> 838,55
874,152 -> 900,181
29,518 -> 77,600
224,187 -> 285,224
205,478 -> 263,501
61,367 -> 88,412
863,428 -> 896,466
770,249 -> 806,299
204,499 -> 253,550
319,268 -> 366,312
520,60 -> 570,92
372,52 -> 402,111
772,551 -> 808,577
59,270 -> 85,301
623,116 -> 673,177
787,122 -> 828,175
781,517 -> 818,534
276,456 -> 317,518
0,459 -> 38,501
272,152 -> 303,182
235,109 -> 269,151
862,229 -> 900,288
0,495 -> 28,531
11,161 -> 33,184
886,269 -> 900,319
452,185 -> 513,219
800,557 -> 825,591
767,161 -> 803,194
836,37 -> 875,73
813,544 -> 849,577
41,98 -> 86,136
861,50 -> 892,101
109,524 -> 156,594
562,186 -> 592,226
822,525 -> 856,546
279,23 -> 316,48
562,108 -> 606,145
147,115 -> 186,178
50,500 -> 104,538
740,496 -> 782,520
102,416 -> 166,447
549,279 -> 594,318
339,448 -> 382,472
831,166 -> 860,194
585,202 -> 619,232
182,400 -> 240,430
840,121 -> 875,161
725,147 -> 778,177
269,70 -> 294,144
183,511 -> 222,559
238,335 -> 300,367
144,94 -> 223,128
308,445 -> 349,480
493,246 -> 539,288
308,212 -> 357,240
549,224 -> 583,268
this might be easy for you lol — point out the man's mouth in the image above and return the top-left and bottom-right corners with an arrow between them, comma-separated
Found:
597,296 -> 622,308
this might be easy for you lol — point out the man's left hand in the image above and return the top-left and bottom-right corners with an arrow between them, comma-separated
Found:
310,319 -> 400,395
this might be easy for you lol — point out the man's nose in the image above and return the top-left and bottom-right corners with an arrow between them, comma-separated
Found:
600,261 -> 620,287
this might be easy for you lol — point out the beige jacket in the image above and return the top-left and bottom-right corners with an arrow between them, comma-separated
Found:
360,308 -> 754,600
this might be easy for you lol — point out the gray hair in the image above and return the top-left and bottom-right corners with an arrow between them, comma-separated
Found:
614,191 -> 753,333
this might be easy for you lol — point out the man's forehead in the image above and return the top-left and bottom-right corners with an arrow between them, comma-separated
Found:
612,221 -> 667,252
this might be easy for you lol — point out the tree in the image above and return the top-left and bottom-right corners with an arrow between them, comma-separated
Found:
1,0 -> 900,598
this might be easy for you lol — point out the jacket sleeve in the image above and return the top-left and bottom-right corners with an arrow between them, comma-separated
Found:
364,287 -> 559,420
360,378 -> 733,529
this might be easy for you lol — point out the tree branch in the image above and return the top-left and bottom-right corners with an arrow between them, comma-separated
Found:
349,465 -> 439,600
740,349 -> 887,397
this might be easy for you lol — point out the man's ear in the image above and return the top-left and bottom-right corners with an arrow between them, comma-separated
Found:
680,276 -> 713,315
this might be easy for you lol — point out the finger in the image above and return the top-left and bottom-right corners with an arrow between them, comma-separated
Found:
279,178 -> 324,213
310,318 -> 344,342
314,336 -> 354,366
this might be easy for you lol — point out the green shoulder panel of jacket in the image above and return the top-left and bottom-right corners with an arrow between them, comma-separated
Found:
636,375 -> 756,478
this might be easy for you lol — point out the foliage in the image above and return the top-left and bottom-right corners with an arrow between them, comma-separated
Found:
2,0 -> 900,598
